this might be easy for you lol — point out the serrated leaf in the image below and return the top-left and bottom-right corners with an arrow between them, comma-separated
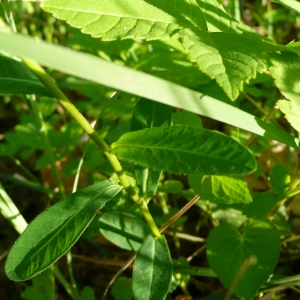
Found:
131,98 -> 172,202
188,175 -> 252,204
0,56 -> 51,96
43,0 -> 204,41
207,219 -> 280,300
132,235 -> 172,300
243,192 -> 280,219
98,211 -> 150,251
21,268 -> 55,300
182,30 -> 267,100
5,181 -> 122,281
269,163 -> 290,194
109,126 -> 256,175
269,52 -> 300,132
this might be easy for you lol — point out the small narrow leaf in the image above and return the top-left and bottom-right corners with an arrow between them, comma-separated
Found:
272,0 -> 300,13
109,126 -> 256,175
269,163 -> 290,194
188,175 -> 252,204
132,235 -> 172,300
98,211 -> 150,251
131,98 -> 172,202
0,56 -> 50,96
243,192 -> 280,219
182,30 -> 267,100
207,219 -> 280,300
5,181 -> 122,281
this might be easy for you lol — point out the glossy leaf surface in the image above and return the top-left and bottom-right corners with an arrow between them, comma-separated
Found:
131,98 -> 172,202
132,235 -> 172,300
0,56 -> 50,96
110,126 -> 256,175
189,175 -> 252,204
5,181 -> 122,281
207,219 -> 280,300
98,211 -> 150,251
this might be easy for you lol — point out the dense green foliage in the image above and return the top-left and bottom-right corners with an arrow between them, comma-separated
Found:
1,0 -> 300,299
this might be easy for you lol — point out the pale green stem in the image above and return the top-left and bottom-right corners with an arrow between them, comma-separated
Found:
233,0 -> 241,22
22,58 -> 161,238
53,266 -> 79,300
8,154 -> 40,183
27,95 -> 66,198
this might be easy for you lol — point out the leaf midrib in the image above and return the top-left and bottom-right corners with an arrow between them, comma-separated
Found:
16,185 -> 119,272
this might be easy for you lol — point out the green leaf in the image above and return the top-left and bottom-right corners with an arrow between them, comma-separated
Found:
269,163 -> 290,194
0,56 -> 51,96
109,126 -> 256,175
172,110 -> 202,128
5,181 -> 122,281
43,0 -> 203,41
98,211 -> 150,251
131,98 -> 172,202
243,192 -> 280,219
79,286 -> 95,300
132,235 -> 172,300
0,32 -> 298,150
158,180 -> 183,194
207,219 -> 280,300
182,30 -> 266,100
111,277 -> 133,300
272,0 -> 300,13
188,175 -> 252,204
269,52 -> 300,132
21,268 -> 55,300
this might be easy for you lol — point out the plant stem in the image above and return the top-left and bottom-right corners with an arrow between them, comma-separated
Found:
27,95 -> 66,198
22,58 -> 161,237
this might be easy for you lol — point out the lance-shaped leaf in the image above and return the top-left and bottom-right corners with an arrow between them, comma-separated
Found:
269,52 -> 300,132
207,219 -> 280,300
109,126 -> 256,175
43,0 -> 205,41
5,181 -> 122,281
131,98 -> 172,202
272,0 -> 300,13
132,235 -> 172,300
0,56 -> 51,96
188,174 -> 252,204
182,30 -> 267,100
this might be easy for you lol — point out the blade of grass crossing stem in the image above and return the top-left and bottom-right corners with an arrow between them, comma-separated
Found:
0,32 -> 298,150
132,235 -> 172,300
5,181 -> 122,281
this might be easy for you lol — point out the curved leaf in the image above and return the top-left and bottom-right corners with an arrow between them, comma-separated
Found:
43,0 -> 186,41
132,235 -> 172,300
188,174 -> 252,204
109,126 -> 256,175
5,181 -> 122,281
207,219 -> 280,299
0,32 -> 298,150
98,211 -> 150,251
0,56 -> 51,96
